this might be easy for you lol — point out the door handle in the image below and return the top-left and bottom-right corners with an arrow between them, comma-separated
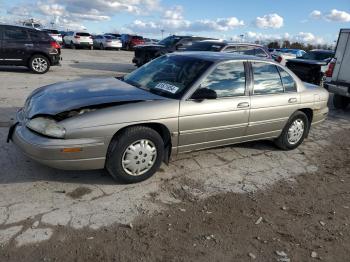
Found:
237,102 -> 250,108
288,98 -> 297,103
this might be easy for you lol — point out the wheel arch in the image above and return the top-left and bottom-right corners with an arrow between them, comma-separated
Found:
295,108 -> 313,138
27,52 -> 52,66
107,122 -> 173,164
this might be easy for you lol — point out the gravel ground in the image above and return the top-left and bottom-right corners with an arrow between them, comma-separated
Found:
0,49 -> 349,261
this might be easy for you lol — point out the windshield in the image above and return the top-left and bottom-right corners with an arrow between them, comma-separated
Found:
105,35 -> 117,39
186,42 -> 224,51
123,55 -> 213,99
300,51 -> 334,61
158,36 -> 181,47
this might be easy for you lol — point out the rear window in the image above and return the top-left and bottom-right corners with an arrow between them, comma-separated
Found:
104,35 -> 117,39
76,32 -> 91,37
44,29 -> 59,34
132,36 -> 143,40
186,42 -> 224,51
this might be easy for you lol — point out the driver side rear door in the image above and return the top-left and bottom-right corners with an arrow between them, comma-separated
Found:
178,61 -> 250,153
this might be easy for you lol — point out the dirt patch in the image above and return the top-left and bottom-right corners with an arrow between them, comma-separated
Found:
66,187 -> 92,199
0,128 -> 349,262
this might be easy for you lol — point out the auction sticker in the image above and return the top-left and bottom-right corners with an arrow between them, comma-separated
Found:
154,82 -> 179,94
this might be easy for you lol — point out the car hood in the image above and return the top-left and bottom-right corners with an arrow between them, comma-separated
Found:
135,44 -> 165,49
24,77 -> 166,118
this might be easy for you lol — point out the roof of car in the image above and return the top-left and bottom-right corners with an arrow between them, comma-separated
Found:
193,40 -> 266,47
310,49 -> 334,53
0,24 -> 38,30
169,51 -> 271,62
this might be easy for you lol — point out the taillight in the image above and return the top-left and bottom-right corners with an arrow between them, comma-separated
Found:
276,55 -> 282,63
74,35 -> 80,39
50,41 -> 61,49
325,58 -> 336,77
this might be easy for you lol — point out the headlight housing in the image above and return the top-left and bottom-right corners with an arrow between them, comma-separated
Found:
27,117 -> 66,138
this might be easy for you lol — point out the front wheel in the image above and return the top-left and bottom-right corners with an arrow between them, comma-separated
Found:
275,111 -> 309,150
29,55 -> 50,74
106,126 -> 164,183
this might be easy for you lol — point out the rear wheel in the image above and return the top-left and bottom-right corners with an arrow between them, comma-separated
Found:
333,94 -> 349,109
106,126 -> 164,183
29,55 -> 50,74
275,111 -> 309,150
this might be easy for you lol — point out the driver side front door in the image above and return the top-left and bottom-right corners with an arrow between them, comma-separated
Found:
178,61 -> 250,153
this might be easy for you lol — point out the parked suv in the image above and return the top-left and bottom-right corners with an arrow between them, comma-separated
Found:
121,34 -> 145,51
63,31 -> 93,49
132,35 -> 213,66
0,24 -> 61,74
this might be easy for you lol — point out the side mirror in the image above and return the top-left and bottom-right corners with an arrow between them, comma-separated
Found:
191,88 -> 217,100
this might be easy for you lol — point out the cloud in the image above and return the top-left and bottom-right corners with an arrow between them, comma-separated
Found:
310,10 -> 322,19
294,32 -> 324,44
128,6 -> 244,34
3,0 -> 162,30
7,6 -> 33,17
254,13 -> 284,29
325,9 -> 350,22
239,31 -> 325,45
310,9 -> 350,23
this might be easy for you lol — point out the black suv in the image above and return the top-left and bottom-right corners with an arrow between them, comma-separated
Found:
0,25 -> 61,74
132,35 -> 213,66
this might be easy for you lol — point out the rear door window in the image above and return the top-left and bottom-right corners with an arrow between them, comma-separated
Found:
3,27 -> 30,41
252,62 -> 284,95
278,67 -> 297,92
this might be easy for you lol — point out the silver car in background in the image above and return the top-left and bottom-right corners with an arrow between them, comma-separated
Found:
93,35 -> 122,50
9,52 -> 329,183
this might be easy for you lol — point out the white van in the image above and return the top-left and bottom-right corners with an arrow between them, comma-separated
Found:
324,29 -> 350,109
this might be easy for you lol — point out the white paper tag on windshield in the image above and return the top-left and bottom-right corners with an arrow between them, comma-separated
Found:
154,83 -> 179,94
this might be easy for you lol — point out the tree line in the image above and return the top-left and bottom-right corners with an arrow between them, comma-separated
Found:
265,40 -> 334,51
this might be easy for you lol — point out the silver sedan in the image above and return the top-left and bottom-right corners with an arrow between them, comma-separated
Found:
9,52 -> 329,183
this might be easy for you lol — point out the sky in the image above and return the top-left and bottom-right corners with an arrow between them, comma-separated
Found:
0,0 -> 349,44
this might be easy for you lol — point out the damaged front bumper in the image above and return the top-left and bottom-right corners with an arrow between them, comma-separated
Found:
9,110 -> 108,170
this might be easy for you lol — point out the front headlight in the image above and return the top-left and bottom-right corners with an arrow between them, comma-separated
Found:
27,117 -> 66,138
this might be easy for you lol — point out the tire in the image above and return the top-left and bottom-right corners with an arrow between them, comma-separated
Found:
29,55 -> 50,74
275,111 -> 309,150
333,94 -> 349,109
106,126 -> 164,183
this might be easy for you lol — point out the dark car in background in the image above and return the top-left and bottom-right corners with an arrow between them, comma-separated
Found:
121,34 -> 145,51
132,35 -> 214,66
286,49 -> 334,85
185,40 -> 272,59
0,24 -> 61,74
